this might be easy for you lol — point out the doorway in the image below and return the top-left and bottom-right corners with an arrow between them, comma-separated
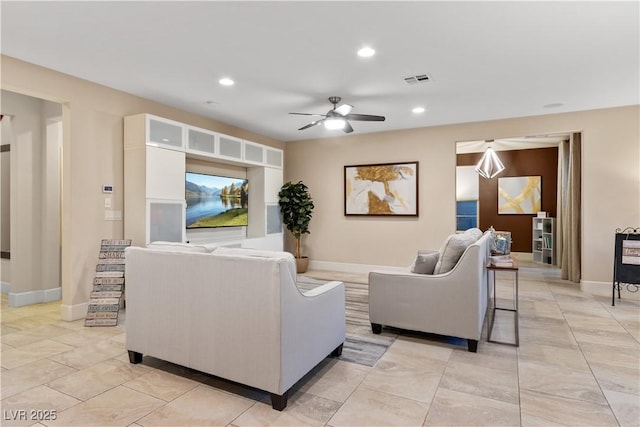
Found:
1,90 -> 63,306
455,134 -> 582,282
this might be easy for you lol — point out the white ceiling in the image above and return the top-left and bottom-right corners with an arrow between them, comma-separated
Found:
2,1 -> 638,142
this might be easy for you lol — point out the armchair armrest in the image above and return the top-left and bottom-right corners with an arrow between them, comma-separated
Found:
301,280 -> 343,297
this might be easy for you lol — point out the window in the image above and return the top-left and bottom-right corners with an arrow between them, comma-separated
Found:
456,200 -> 478,231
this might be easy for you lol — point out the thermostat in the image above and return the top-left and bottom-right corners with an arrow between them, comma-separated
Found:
102,185 -> 113,193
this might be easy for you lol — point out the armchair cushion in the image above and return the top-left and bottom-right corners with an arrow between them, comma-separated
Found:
411,250 -> 439,274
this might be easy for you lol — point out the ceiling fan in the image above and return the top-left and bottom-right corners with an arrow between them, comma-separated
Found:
289,96 -> 385,133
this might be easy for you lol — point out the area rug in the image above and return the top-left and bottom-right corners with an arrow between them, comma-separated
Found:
296,275 -> 396,367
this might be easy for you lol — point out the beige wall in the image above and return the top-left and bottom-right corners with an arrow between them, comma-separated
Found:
1,55 -> 284,318
285,105 -> 640,286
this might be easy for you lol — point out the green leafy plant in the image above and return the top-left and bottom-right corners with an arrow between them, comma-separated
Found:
278,181 -> 314,259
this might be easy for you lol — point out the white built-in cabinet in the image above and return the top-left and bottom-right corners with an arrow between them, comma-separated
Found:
124,114 -> 283,250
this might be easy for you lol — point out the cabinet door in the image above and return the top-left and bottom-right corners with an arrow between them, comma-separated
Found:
146,147 -> 186,200
264,167 -> 283,204
265,148 -> 283,168
148,117 -> 184,149
187,127 -> 217,156
147,200 -> 185,244
218,135 -> 243,160
266,204 -> 282,235
244,141 -> 265,164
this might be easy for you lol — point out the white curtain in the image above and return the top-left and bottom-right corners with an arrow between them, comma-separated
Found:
557,133 -> 581,282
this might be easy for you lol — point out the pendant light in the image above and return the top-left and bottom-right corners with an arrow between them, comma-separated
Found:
475,140 -> 505,179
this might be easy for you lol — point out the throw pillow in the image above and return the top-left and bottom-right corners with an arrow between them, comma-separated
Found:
463,227 -> 483,241
433,233 -> 477,274
411,250 -> 439,274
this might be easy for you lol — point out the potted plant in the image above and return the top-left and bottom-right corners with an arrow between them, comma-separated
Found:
278,181 -> 314,273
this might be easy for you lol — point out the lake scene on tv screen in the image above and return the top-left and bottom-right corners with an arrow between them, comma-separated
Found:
185,172 -> 248,228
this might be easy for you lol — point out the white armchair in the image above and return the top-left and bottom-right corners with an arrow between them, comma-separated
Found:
368,231 -> 491,352
125,247 -> 346,410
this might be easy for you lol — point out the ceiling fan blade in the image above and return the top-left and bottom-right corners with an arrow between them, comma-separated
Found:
298,119 -> 325,131
344,114 -> 386,122
289,112 -> 326,117
334,104 -> 353,116
342,121 -> 354,133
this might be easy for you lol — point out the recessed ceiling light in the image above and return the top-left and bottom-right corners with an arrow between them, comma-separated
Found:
219,77 -> 234,86
543,102 -> 563,109
357,47 -> 375,58
412,107 -> 425,114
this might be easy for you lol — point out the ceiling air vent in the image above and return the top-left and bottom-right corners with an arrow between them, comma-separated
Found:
404,74 -> 431,85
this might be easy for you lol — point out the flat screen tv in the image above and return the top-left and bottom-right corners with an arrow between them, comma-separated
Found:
185,172 -> 248,228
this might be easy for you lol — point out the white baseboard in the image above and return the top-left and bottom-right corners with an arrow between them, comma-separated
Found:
8,286 -> 62,307
1,281 -> 10,294
308,260 -> 399,275
581,280 -> 640,301
60,302 -> 88,321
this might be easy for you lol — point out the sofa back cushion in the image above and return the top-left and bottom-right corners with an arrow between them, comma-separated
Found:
147,241 -> 216,253
433,232 -> 480,274
213,247 -> 297,279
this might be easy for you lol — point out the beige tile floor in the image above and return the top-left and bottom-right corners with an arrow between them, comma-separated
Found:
1,265 -> 639,427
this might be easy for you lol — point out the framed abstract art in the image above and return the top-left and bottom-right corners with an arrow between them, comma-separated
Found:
344,161 -> 418,216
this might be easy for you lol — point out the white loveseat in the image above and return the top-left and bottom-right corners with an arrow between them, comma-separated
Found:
124,246 -> 346,410
368,230 -> 491,352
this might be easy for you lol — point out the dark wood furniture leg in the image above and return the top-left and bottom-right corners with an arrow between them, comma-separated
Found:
128,350 -> 143,364
270,391 -> 288,411
330,343 -> 343,357
467,339 -> 478,353
371,323 -> 382,334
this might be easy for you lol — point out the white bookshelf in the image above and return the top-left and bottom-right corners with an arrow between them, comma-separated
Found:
532,217 -> 555,265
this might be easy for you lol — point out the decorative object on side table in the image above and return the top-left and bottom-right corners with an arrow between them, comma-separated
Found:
278,181 -> 314,273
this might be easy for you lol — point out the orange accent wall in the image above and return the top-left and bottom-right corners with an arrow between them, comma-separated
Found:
457,147 -> 558,252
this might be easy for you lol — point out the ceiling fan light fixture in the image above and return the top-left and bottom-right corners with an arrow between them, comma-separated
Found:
474,146 -> 505,179
324,117 -> 346,130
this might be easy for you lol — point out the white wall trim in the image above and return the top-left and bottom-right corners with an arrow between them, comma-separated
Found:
309,260 -> 403,275
8,286 -> 61,307
60,302 -> 88,321
1,281 -> 10,294
581,280 -> 640,301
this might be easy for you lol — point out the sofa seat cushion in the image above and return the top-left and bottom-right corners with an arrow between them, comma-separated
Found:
433,233 -> 479,274
411,250 -> 439,274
